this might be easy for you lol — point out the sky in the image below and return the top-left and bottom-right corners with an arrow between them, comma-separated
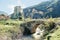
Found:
0,0 -> 49,15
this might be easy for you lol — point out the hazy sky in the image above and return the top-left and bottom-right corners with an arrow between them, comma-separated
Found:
0,0 -> 49,15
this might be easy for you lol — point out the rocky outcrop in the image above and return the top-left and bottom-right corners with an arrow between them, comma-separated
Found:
0,20 -> 56,40
20,20 -> 56,36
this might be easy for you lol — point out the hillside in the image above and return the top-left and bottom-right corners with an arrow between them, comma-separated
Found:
10,0 -> 60,19
0,18 -> 60,40
0,11 -> 8,16
23,0 -> 60,18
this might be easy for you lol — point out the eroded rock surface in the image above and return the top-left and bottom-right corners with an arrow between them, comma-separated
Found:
20,20 -> 56,40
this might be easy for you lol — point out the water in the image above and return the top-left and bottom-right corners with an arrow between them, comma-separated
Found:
17,36 -> 34,40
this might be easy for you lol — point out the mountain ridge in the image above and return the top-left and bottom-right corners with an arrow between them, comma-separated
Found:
0,11 -> 8,16
23,0 -> 60,18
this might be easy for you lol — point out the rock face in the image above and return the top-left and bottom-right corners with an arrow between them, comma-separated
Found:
20,20 -> 56,40
10,6 -> 24,20
20,20 -> 44,35
32,25 -> 45,40
20,20 -> 56,36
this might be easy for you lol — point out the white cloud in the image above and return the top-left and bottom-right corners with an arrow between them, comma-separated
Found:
8,0 -> 26,10
8,4 -> 26,14
17,0 -> 22,5
8,5 -> 15,9
17,0 -> 26,8
8,5 -> 16,14
7,0 -> 26,14
21,4 -> 26,8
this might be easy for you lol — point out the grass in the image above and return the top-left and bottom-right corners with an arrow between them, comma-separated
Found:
50,25 -> 60,40
44,25 -> 60,40
0,19 -> 24,36
0,18 -> 60,40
